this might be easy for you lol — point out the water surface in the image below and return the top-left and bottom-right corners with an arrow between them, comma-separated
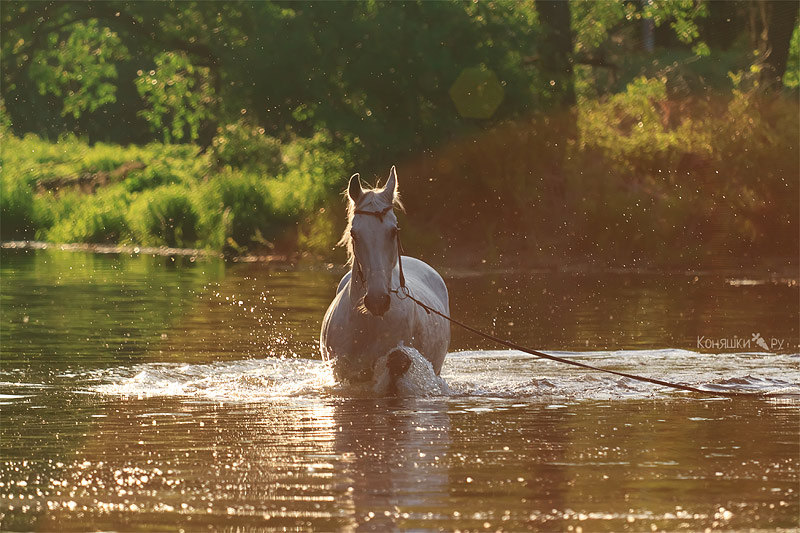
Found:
1,249 -> 798,531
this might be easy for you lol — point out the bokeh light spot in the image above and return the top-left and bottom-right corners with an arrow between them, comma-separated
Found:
449,67 -> 504,119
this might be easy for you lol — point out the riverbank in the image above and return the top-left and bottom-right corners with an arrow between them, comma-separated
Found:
0,240 -> 290,264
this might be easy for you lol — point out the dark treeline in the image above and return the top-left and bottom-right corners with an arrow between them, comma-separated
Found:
4,2 -> 547,152
1,1 -> 798,268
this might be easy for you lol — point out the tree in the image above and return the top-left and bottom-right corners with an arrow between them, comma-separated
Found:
754,0 -> 800,89
1,1 -> 545,157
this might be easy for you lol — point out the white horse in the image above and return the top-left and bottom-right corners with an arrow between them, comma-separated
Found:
320,166 -> 450,390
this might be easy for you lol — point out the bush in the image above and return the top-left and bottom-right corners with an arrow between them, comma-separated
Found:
196,172 -> 287,252
211,119 -> 283,175
268,131 -> 351,214
0,130 -> 351,253
296,205 -> 338,256
785,26 -> 799,89
77,142 -> 141,174
575,75 -> 798,262
121,143 -> 209,193
0,174 -> 37,240
45,187 -> 131,244
127,185 -> 200,248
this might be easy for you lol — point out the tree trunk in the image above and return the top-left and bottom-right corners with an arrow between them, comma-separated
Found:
749,0 -> 799,89
760,0 -> 799,88
535,0 -> 575,108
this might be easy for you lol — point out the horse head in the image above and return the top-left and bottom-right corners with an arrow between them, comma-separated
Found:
345,166 -> 401,317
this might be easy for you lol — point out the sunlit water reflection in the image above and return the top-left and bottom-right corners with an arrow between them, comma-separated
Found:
1,249 -> 798,531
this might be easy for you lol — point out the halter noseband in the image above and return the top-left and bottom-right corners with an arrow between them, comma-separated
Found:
351,205 -> 406,291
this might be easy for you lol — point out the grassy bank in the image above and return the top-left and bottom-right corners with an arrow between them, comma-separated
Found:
1,78 -> 797,269
1,125 -> 350,256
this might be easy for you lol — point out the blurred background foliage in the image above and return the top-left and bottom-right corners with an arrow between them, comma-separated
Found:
1,0 -> 797,268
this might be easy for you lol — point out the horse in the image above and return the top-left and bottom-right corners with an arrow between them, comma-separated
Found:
319,166 -> 450,392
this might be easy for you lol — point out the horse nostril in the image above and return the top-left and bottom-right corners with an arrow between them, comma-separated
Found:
365,292 -> 390,316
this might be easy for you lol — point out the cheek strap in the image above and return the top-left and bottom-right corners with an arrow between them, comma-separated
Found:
396,230 -> 406,289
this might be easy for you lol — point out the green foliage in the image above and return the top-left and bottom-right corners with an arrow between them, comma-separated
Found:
0,129 -> 350,253
135,51 -> 216,143
406,74 -> 796,267
785,26 -> 800,89
45,187 -> 131,244
579,76 -> 711,164
28,20 -> 129,118
2,0 -> 789,148
2,133 -> 83,185
574,75 -> 798,262
211,119 -> 283,175
296,207 -> 337,256
127,185 -> 200,248
3,1 -> 546,149
268,131 -> 352,214
31,190 -> 78,236
0,101 -> 11,133
642,0 -> 709,45
0,173 -> 37,239
571,0 -> 630,55
121,144 -> 209,192
196,172 -> 286,252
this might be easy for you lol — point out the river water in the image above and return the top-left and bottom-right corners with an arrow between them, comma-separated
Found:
1,248 -> 798,531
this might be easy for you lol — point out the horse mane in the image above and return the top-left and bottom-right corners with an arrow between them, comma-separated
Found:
338,181 -> 404,267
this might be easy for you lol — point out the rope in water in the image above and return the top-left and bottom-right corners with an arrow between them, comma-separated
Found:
391,242 -> 769,399
392,286 -> 771,398
352,207 -> 770,398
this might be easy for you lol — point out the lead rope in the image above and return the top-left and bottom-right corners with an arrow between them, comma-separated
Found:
391,233 -> 770,399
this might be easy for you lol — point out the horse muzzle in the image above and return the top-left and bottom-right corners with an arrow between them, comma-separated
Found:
364,291 -> 390,316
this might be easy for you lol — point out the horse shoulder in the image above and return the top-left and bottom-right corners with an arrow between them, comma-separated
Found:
320,286 -> 354,357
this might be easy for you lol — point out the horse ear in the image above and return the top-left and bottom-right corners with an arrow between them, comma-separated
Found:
381,165 -> 397,203
348,173 -> 363,203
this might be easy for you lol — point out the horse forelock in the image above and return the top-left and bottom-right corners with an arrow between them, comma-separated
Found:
338,187 -> 403,267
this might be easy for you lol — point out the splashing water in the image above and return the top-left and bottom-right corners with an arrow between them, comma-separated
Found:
85,349 -> 800,402
371,344 -> 450,397
90,357 -> 336,402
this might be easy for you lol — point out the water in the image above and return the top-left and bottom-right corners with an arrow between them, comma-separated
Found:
1,248 -> 798,531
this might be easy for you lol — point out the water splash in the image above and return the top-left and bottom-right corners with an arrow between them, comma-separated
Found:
371,344 -> 450,397
90,358 -> 335,402
82,349 -> 800,402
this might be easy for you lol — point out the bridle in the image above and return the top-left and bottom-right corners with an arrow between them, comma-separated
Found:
354,205 -> 393,222
351,205 -> 406,290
